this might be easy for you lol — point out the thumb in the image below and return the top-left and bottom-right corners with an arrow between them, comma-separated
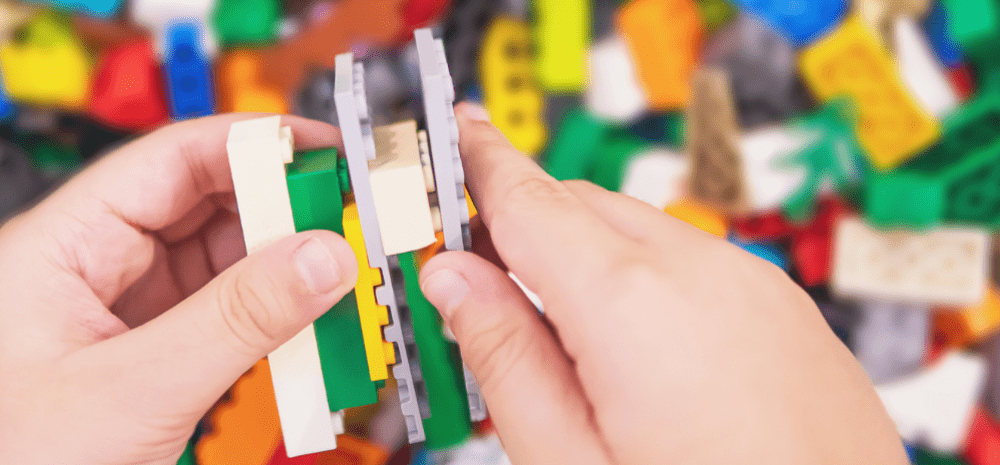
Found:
70,230 -> 358,424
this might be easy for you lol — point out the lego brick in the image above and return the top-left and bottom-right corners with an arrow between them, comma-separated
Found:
914,448 -> 969,465
295,69 -> 337,124
864,171 -> 947,230
441,0 -> 499,99
211,0 -> 280,46
620,147 -> 688,209
588,136 -> 646,193
730,0 -> 848,47
695,0 -> 736,32
628,112 -> 686,147
400,0 -> 450,33
924,1 -> 964,69
217,49 -> 288,114
851,300 -> 930,384
936,286 -> 1000,347
0,11 -> 91,109
854,0 -> 930,46
0,139 -> 44,220
877,351 -> 986,453
313,435 -> 389,465
361,55 -> 409,126
895,16 -> 960,119
131,0 -> 218,56
585,34 -> 648,123
479,15 -> 547,155
617,0 -> 704,110
686,66 -> 747,213
831,217 -> 991,306
369,121 -> 437,256
543,107 -> 612,181
88,39 -> 171,132
963,407 -> 1000,465
0,1 -> 37,40
163,20 -> 215,120
196,359 -> 282,465
28,0 -> 122,18
799,17 -> 940,170
177,438 -> 197,465
729,236 -> 789,270
343,203 -> 392,382
949,66 -> 975,101
267,441 -> 320,465
334,52 -> 429,443
226,116 -> 338,457
940,0 -> 1000,68
737,126 -> 811,214
663,199 -> 728,238
24,138 -> 82,183
533,0 -> 589,92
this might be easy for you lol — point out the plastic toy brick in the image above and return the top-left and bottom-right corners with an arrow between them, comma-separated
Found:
895,17 -> 960,119
132,0 -> 218,57
441,0 -> 499,99
295,69 -> 336,124
479,16 -> 547,155
26,0 -> 122,18
226,116 -> 339,457
0,1 -> 37,40
0,140 -> 44,220
617,0 -> 704,110
0,11 -> 91,109
0,70 -> 14,121
941,0 -> 1000,68
864,171 -> 947,230
533,0 -> 589,92
24,138 -> 82,182
852,300 -> 930,384
686,67 -> 747,213
964,407 -> 1000,465
89,39 -> 171,132
924,1 -> 964,69
695,0 -> 736,32
663,199 -> 728,238
196,359 -> 282,465
937,286 -> 1000,348
949,66 -> 975,101
177,438 -> 197,465
344,202 -> 393,382
543,107 -> 612,182
628,112 -> 686,147
267,442 -> 320,465
798,17 -> 940,170
163,20 -> 215,120
313,435 -> 389,465
588,136 -> 646,193
400,0 -> 450,33
729,236 -> 789,270
737,126 -> 812,214
914,448 -> 970,465
585,34 -> 648,123
876,351 -> 986,453
730,0 -> 848,47
620,147 -> 688,209
216,50 -> 287,114
854,0 -> 930,46
211,0 -> 279,46
830,217 -> 991,306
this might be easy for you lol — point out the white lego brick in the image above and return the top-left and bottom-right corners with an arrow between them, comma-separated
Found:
226,116 -> 338,457
738,126 -> 811,212
619,148 -> 688,209
876,351 -> 986,453
132,0 -> 218,57
831,217 -> 991,306
369,121 -> 437,256
585,34 -> 648,123
894,17 -> 959,119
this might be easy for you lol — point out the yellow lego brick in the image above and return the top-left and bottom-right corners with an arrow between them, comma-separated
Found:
799,16 -> 940,170
533,0 -> 589,91
481,16 -> 547,156
663,198 -> 728,238
344,202 -> 390,381
0,11 -> 91,109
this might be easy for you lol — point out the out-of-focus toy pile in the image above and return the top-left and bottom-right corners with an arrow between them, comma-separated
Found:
3,0 -> 1000,464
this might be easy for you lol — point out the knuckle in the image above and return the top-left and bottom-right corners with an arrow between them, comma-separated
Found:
216,270 -> 286,353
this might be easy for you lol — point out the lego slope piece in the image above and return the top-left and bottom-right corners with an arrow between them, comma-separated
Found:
620,148 -> 688,209
799,16 -> 940,171
617,0 -> 704,110
196,359 -> 282,465
894,17 -> 959,120
0,11 -> 90,109
88,39 -> 171,132
731,0 -> 848,47
211,0 -> 280,46
28,0 -> 122,18
334,52 -> 428,443
586,34 -> 648,123
343,203 -> 392,382
369,121 -> 437,256
851,300 -> 930,384
163,21 -> 215,120
479,15 -> 547,155
226,116 -> 338,457
831,217 -> 991,306
533,0 -> 589,92
876,351 -> 986,453
686,67 -> 747,214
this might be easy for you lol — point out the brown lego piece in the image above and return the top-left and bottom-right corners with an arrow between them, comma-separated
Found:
686,66 -> 747,214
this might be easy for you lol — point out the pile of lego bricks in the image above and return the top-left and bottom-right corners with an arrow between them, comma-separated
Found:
2,0 -> 1000,464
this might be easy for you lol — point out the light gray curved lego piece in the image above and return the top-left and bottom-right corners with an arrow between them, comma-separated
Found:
333,52 -> 429,443
415,27 -> 487,422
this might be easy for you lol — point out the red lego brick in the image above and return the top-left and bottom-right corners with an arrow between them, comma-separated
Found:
267,441 -> 320,465
964,407 -> 1000,465
949,65 -> 976,101
88,39 -> 170,132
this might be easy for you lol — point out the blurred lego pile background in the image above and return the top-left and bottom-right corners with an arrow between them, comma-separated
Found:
2,0 -> 1000,463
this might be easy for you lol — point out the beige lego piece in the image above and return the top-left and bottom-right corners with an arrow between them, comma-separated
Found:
687,66 -> 747,213
369,120 -> 437,256
831,217 -> 991,306
855,0 -> 931,46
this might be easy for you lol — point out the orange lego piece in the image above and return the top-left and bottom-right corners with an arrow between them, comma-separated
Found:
617,0 -> 704,110
344,202 -> 391,380
216,49 -> 288,113
935,286 -> 1000,347
799,16 -> 940,170
314,435 -> 388,465
196,359 -> 282,465
663,198 -> 728,238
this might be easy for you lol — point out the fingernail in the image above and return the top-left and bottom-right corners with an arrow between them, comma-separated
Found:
294,238 -> 342,294
459,102 -> 491,122
421,269 -> 470,319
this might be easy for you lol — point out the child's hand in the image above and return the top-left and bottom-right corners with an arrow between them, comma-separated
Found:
419,103 -> 910,464
0,114 -> 359,464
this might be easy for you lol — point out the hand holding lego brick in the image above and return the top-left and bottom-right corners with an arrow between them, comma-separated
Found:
417,102 -> 911,465
0,114 -> 358,464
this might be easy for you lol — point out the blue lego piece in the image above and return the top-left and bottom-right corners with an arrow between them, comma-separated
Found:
906,442 -> 918,464
729,235 -> 789,270
26,0 -> 123,18
924,1 -> 964,68
163,21 -> 215,120
730,0 -> 848,47
0,70 -> 15,121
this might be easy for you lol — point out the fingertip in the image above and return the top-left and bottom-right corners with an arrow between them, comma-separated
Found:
455,101 -> 492,123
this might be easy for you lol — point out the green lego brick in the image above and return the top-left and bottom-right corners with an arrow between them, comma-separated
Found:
399,252 -> 471,450
543,107 -> 613,181
25,139 -> 82,180
211,0 -> 281,45
286,148 -> 378,411
587,136 -> 646,193
942,0 -> 1000,67
695,0 -> 736,32
913,447 -> 967,465
176,437 -> 196,465
906,92 -> 1000,176
864,172 -> 946,229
